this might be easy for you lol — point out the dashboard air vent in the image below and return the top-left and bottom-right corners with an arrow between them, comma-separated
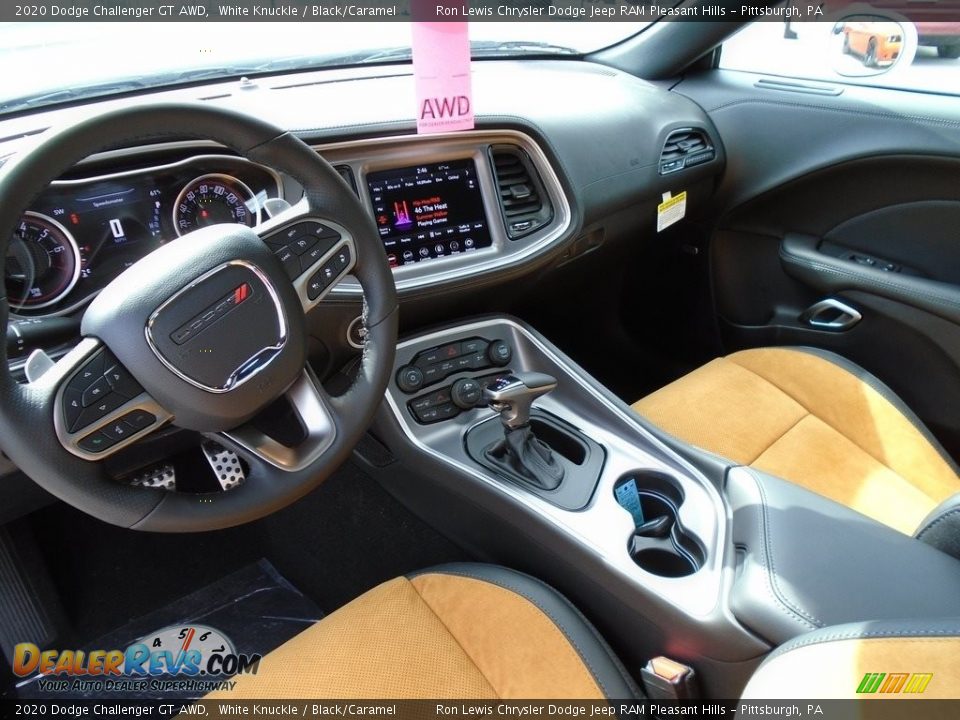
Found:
490,145 -> 553,240
659,128 -> 715,175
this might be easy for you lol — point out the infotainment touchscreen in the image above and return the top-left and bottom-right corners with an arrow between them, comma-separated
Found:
366,159 -> 492,267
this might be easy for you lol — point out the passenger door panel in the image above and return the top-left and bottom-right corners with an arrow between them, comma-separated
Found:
675,71 -> 960,456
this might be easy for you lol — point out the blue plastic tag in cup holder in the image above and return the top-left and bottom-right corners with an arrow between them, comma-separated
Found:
614,477 -> 645,527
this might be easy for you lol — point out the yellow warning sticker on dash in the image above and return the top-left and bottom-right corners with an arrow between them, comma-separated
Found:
657,191 -> 687,232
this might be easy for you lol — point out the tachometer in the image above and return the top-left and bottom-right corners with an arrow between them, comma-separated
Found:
173,174 -> 259,237
5,212 -> 82,310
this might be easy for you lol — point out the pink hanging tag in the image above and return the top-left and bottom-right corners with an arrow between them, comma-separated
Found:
411,18 -> 474,134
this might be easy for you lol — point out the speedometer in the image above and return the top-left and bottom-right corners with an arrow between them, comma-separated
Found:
5,212 -> 82,310
173,174 -> 259,237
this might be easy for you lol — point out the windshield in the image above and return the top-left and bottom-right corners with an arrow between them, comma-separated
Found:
0,21 -> 647,116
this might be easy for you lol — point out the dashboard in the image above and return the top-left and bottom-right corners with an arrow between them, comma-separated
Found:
1,59 -> 724,328
6,155 -> 280,316
5,130 -> 576,317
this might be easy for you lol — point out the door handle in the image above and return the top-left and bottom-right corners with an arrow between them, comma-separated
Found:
800,298 -> 862,331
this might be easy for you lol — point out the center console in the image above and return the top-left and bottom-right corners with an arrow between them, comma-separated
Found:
371,316 -> 765,696
369,315 -> 960,698
382,317 -> 727,611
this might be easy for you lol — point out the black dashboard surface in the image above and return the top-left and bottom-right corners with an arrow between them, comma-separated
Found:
0,60 -> 721,236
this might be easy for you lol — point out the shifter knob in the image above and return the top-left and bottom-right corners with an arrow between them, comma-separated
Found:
484,372 -> 557,430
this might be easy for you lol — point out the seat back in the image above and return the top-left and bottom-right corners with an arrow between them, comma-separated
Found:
741,620 -> 960,700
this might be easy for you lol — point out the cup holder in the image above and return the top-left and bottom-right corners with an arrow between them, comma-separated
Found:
614,472 -> 704,578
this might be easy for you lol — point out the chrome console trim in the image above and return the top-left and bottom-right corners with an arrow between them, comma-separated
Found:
384,317 -> 732,620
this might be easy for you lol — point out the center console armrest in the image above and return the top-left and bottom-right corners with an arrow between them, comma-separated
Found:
727,466 -> 960,646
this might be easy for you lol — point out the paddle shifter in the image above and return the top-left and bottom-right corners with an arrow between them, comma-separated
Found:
483,372 -> 564,490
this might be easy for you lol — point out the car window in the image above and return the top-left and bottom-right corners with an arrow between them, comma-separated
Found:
720,20 -> 960,95
0,21 -> 648,117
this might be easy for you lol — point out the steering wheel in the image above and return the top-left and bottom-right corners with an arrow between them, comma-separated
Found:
0,104 -> 398,532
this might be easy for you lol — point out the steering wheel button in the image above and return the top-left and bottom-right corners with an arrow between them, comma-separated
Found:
122,410 -> 156,431
101,421 -> 133,441
274,246 -> 300,280
62,388 -> 83,425
306,269 -> 328,301
314,224 -> 341,240
77,432 -> 118,454
300,238 -> 337,272
67,351 -> 106,392
290,235 -> 318,256
73,392 -> 126,432
104,365 -> 143,399
332,247 -> 352,272
81,376 -> 111,407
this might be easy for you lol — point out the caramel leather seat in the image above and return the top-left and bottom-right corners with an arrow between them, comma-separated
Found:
207,563 -> 960,700
632,347 -> 960,535
207,564 -> 638,699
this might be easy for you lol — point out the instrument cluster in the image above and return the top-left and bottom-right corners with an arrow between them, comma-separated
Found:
5,155 -> 282,316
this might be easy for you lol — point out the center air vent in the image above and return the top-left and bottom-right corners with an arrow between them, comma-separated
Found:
490,145 -> 553,240
659,128 -> 715,175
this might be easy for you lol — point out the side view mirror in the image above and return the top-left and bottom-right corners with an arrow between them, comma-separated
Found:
826,12 -> 919,78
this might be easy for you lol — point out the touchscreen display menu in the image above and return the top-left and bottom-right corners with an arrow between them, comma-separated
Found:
366,159 -> 492,267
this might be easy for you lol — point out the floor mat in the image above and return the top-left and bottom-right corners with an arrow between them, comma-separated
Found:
13,559 -> 322,700
28,459 -> 469,645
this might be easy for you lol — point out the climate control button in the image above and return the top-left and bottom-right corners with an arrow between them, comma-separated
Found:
396,365 -> 424,393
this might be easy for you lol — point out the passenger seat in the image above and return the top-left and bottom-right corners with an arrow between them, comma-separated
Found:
632,347 -> 960,536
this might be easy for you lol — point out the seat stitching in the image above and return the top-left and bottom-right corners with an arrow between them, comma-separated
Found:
407,578 -> 501,699
705,357 -> 809,465
419,570 -> 611,698
749,413 -> 810,467
789,346 -> 960,476
916,506 -> 960,540
728,351 -> 915,479
748,468 -> 822,629
753,415 -> 941,511
767,630 -> 960,663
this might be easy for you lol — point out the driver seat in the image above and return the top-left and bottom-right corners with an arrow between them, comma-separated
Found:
206,563 -> 960,700
207,564 -> 638,699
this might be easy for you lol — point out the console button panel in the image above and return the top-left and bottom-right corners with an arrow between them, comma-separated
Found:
395,336 -> 512,395
408,372 -> 507,425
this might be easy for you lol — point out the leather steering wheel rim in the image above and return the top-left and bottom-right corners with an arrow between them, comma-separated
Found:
0,103 -> 398,532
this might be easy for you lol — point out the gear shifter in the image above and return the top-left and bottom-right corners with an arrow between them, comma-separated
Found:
483,372 -> 564,490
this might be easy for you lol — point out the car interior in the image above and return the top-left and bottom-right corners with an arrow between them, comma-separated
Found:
2,5 -> 960,710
